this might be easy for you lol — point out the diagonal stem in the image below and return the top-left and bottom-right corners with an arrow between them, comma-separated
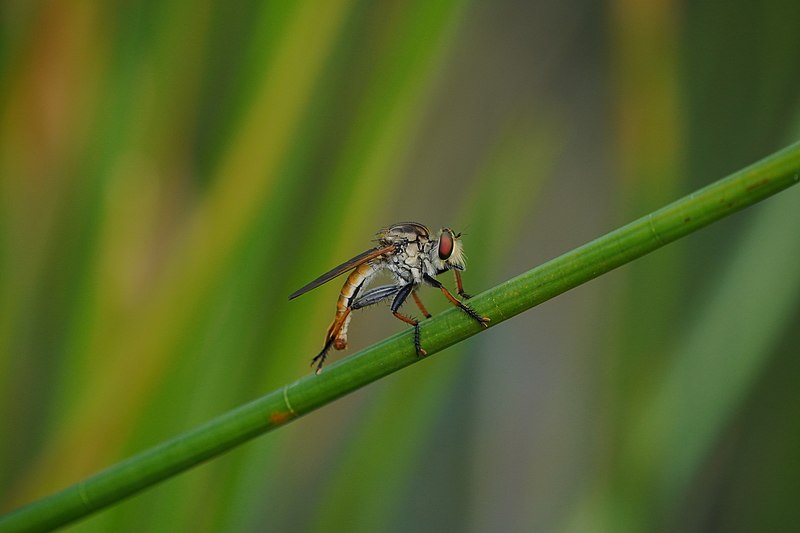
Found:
3,141 -> 800,533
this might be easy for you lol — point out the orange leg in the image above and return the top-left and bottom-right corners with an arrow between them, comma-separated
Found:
391,284 -> 427,356
424,273 -> 489,328
311,307 -> 351,374
411,290 -> 432,319
454,270 -> 471,299
392,310 -> 427,356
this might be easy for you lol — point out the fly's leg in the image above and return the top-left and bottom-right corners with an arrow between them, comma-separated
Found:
392,284 -> 427,356
454,270 -> 472,299
392,312 -> 426,357
311,308 -> 351,374
352,284 -> 402,310
311,338 -> 335,375
424,273 -> 490,328
314,284 -> 408,374
411,290 -> 432,319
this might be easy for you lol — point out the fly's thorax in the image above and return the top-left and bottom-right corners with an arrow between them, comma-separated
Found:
379,222 -> 431,245
375,222 -> 431,285
382,238 -> 430,284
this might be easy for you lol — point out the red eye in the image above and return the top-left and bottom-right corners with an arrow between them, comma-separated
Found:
438,230 -> 454,260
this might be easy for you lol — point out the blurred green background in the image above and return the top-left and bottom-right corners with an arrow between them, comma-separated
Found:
2,0 -> 800,531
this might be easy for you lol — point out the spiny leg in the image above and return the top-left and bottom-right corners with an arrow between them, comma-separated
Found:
411,290 -> 432,319
311,338 -> 335,375
392,311 -> 426,357
392,283 -> 427,356
423,273 -> 490,328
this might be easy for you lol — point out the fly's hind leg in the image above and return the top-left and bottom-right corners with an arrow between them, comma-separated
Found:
391,284 -> 427,356
311,308 -> 351,374
314,286 -> 403,374
352,285 -> 402,311
311,338 -> 335,375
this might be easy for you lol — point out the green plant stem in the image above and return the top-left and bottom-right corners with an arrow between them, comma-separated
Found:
3,142 -> 800,533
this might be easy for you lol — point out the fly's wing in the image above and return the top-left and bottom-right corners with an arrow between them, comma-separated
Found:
288,244 -> 396,300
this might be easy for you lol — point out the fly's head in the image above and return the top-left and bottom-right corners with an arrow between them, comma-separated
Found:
431,228 -> 466,272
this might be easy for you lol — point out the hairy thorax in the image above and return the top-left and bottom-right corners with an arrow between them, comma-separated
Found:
378,222 -> 437,285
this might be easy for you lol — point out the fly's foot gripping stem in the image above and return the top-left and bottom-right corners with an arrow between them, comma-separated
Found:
391,283 -> 428,356
454,270 -> 472,299
460,302 -> 490,328
414,322 -> 427,357
311,351 -> 327,375
311,339 -> 334,375
422,273 -> 490,329
392,310 -> 427,357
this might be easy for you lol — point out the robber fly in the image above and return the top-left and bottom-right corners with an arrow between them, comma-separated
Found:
289,222 -> 490,374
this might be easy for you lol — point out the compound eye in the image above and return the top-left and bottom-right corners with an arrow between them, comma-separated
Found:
438,230 -> 454,260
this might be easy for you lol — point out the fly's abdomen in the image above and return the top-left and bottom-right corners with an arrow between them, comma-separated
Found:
331,262 -> 375,350
338,262 -> 375,309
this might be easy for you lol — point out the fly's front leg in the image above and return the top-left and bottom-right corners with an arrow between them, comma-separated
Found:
424,273 -> 490,328
391,283 -> 427,356
454,270 -> 472,299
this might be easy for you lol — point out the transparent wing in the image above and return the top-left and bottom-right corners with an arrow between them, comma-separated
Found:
288,244 -> 396,300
